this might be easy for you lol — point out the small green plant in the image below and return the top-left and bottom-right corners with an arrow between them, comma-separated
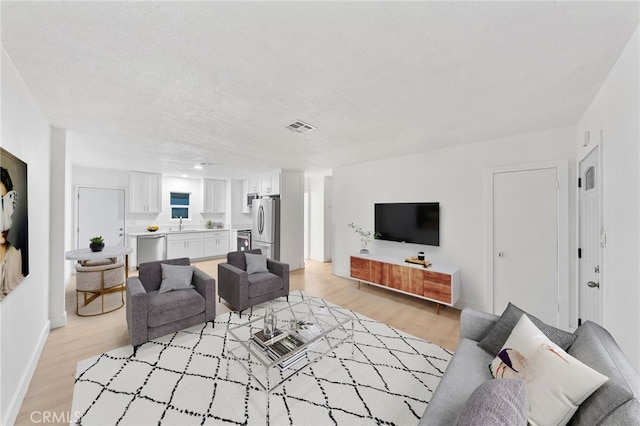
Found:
348,223 -> 381,252
89,236 -> 104,244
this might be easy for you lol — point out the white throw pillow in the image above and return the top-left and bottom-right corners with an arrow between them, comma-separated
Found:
159,263 -> 194,294
245,252 -> 269,274
489,314 -> 608,426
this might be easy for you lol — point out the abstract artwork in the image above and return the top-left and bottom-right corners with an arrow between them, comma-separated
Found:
1,148 -> 29,301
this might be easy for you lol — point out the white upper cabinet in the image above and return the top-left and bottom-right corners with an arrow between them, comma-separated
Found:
203,179 -> 227,213
129,171 -> 162,213
260,172 -> 280,196
247,177 -> 260,194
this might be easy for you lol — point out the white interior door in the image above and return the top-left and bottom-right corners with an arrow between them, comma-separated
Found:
77,187 -> 125,249
493,167 -> 559,325
579,147 -> 602,325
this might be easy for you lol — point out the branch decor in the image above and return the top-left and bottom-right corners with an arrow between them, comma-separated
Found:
348,222 -> 381,254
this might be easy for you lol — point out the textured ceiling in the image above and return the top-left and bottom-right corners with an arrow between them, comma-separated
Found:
2,1 -> 638,179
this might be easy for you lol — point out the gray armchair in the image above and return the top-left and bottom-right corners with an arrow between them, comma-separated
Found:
126,257 -> 216,353
218,249 -> 289,316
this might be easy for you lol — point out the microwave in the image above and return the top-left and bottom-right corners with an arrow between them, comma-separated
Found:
246,193 -> 259,209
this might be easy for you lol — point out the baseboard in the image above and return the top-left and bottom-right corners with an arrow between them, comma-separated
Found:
2,320 -> 50,426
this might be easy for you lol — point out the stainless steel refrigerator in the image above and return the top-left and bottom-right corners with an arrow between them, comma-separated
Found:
251,197 -> 280,260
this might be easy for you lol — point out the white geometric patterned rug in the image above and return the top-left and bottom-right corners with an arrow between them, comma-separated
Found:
71,292 -> 452,425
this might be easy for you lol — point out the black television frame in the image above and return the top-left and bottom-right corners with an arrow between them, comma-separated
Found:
374,202 -> 440,246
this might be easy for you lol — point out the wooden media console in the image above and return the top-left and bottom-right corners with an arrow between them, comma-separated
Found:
350,254 -> 460,314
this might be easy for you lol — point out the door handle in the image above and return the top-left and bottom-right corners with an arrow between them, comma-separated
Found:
497,252 -> 505,258
587,281 -> 600,288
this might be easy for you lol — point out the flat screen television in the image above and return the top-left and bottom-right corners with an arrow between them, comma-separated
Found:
375,202 -> 440,246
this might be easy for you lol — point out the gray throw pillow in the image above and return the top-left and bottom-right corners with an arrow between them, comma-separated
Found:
478,302 -> 576,356
158,263 -> 194,294
456,378 -> 528,426
245,252 -> 269,274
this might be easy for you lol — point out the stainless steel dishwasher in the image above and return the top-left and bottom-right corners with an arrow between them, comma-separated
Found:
137,234 -> 167,267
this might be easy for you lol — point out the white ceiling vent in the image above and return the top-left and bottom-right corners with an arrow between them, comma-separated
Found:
286,120 -> 316,133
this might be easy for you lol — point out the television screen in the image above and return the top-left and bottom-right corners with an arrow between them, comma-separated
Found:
375,202 -> 440,246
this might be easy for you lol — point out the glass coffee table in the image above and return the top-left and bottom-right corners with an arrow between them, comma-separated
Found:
226,295 -> 354,393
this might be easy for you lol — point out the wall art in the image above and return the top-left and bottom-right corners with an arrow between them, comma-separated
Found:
1,148 -> 29,301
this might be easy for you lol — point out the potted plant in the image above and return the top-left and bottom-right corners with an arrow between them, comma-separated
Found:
89,236 -> 105,252
348,223 -> 381,254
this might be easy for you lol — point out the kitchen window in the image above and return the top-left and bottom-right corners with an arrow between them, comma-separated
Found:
170,192 -> 190,219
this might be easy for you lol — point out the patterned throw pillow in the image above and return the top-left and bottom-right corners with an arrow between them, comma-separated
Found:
489,314 -> 608,426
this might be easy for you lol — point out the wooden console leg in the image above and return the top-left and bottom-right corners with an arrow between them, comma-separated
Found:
436,303 -> 441,315
358,281 -> 361,290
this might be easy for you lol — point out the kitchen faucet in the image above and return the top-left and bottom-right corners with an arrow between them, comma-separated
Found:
179,217 -> 183,231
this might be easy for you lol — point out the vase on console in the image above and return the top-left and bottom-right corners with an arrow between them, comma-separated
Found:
348,223 -> 380,256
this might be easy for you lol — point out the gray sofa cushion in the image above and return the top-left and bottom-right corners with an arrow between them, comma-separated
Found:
419,338 -> 495,426
158,263 -> 194,294
138,257 -> 190,293
456,378 -> 527,426
568,321 -> 640,425
247,272 -> 284,298
227,249 -> 261,271
245,252 -> 269,274
478,303 -> 576,356
147,288 -> 205,328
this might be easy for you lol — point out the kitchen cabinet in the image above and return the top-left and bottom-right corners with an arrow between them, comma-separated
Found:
130,172 -> 162,213
167,232 -> 204,260
260,172 -> 280,196
247,177 -> 260,194
203,179 -> 226,213
203,230 -> 230,258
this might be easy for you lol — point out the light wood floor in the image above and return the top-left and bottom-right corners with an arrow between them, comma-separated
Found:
15,259 -> 460,425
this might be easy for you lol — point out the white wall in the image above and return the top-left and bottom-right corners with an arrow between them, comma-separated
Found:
576,27 -> 639,371
49,127 -> 68,329
332,126 -> 577,317
158,176 -> 207,228
229,179 -> 251,228
280,170 -> 305,270
71,167 -> 226,235
1,48 -> 52,425
306,176 -> 332,262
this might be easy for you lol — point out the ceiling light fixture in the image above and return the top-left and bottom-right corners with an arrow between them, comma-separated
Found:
195,162 -> 214,169
286,120 -> 316,133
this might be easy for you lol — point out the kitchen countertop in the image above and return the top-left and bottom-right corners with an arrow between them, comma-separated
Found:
128,228 -> 230,237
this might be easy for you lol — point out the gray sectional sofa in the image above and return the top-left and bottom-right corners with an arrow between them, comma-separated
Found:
420,308 -> 640,425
